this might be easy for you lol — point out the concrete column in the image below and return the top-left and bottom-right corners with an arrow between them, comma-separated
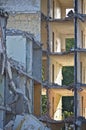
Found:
77,20 -> 82,117
0,76 -> 5,128
0,11 -> 8,129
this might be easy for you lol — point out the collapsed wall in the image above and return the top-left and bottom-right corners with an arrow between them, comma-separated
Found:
0,9 -> 50,130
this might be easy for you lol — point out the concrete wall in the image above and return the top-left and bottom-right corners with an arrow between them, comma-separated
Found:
0,0 -> 41,42
33,45 -> 42,81
0,0 -> 40,13
0,76 -> 5,129
7,13 -> 41,41
6,35 -> 26,67
41,21 -> 47,50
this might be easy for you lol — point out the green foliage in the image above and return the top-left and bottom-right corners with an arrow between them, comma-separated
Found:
66,38 -> 74,51
62,38 -> 74,85
62,39 -> 74,119
42,66 -> 45,81
62,66 -> 74,86
62,111 -> 73,119
62,96 -> 74,112
42,95 -> 47,114
62,96 -> 74,119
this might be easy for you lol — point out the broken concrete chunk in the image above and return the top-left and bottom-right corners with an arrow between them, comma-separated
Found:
4,120 -> 14,130
13,114 -> 51,130
7,61 -> 13,80
0,53 -> 4,75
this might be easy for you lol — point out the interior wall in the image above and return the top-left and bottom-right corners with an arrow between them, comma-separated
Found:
50,0 -> 61,18
54,0 -> 61,19
48,89 -> 62,120
50,26 -> 61,53
41,0 -> 48,15
34,83 -> 41,116
50,58 -> 62,85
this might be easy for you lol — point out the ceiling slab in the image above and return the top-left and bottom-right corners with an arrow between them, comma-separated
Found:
51,20 -> 74,35
58,0 -> 73,8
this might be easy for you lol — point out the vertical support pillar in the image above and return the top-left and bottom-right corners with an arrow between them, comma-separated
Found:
74,0 -> 82,129
46,0 -> 50,82
46,0 -> 50,116
0,76 -> 5,128
74,0 -> 78,129
0,10 -> 8,128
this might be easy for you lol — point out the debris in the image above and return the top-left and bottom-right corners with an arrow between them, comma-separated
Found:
13,114 -> 51,130
0,128 -> 3,130
4,120 -> 14,130
0,27 -> 5,75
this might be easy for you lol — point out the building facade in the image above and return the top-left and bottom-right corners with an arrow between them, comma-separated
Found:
0,0 -> 86,130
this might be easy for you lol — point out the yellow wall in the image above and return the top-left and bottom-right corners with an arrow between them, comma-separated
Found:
82,94 -> 86,118
34,83 -> 41,116
48,89 -> 62,120
41,0 -> 48,16
83,0 -> 86,14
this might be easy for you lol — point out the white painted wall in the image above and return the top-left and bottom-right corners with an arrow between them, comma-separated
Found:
54,1 -> 61,19
54,97 -> 62,120
50,58 -> 62,85
50,0 -> 61,18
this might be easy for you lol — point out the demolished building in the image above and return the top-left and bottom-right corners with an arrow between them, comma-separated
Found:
1,0 -> 86,130
0,8 -> 50,130
41,0 -> 86,129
